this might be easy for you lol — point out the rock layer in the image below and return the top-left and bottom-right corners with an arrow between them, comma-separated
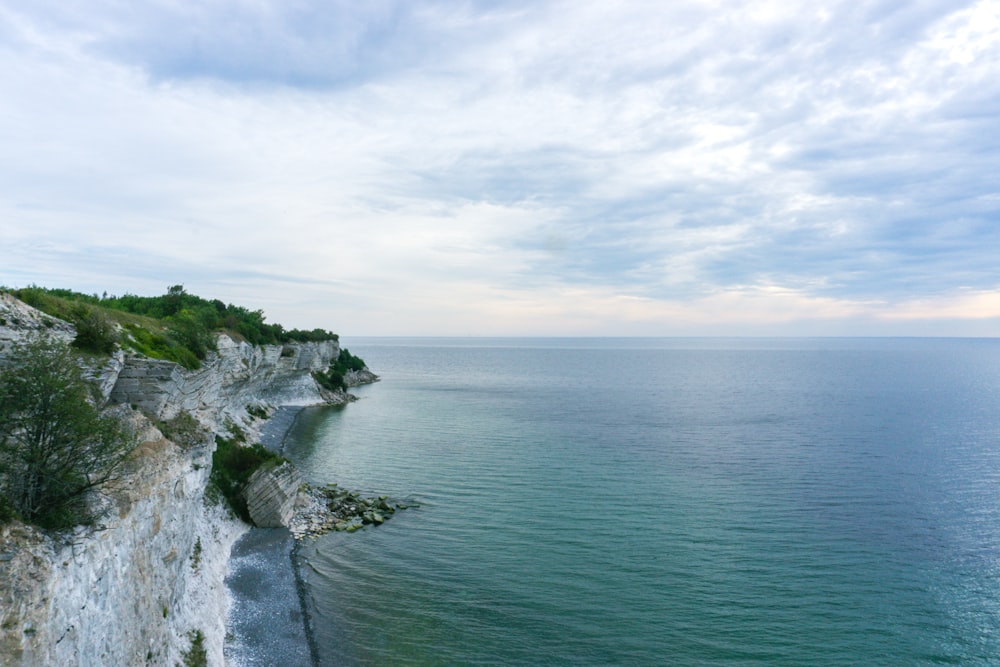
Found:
245,462 -> 303,528
108,334 -> 342,433
0,420 -> 245,667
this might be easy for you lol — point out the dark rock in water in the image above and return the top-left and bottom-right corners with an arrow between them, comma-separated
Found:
289,482 -> 413,539
361,511 -> 385,525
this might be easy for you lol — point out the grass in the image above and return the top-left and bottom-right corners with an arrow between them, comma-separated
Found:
5,286 -> 204,368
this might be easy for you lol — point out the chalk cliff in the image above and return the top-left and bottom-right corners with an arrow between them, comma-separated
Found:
0,417 -> 242,666
0,295 -> 366,666
107,333 -> 342,434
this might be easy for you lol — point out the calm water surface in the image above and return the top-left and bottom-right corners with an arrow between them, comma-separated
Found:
282,338 -> 1000,666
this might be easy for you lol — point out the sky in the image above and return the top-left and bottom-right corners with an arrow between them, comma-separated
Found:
1,0 -> 999,337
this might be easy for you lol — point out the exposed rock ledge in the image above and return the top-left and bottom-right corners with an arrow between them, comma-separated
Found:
108,333 -> 346,436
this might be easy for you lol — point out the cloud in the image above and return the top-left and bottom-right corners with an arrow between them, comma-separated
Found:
1,1 -> 998,335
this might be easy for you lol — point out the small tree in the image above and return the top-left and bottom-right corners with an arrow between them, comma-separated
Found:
69,303 -> 118,355
0,335 -> 135,528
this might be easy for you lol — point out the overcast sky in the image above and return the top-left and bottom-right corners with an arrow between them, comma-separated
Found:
2,1 -> 999,336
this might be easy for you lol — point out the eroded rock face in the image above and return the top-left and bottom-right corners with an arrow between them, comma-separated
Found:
245,462 -> 304,528
0,523 -> 51,666
0,420 -> 246,667
0,293 -> 74,353
109,334 -> 341,433
345,367 -> 380,386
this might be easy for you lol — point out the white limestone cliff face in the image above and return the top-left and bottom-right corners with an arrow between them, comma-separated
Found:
0,416 -> 246,667
108,333 -> 343,437
0,295 -> 369,666
0,293 -> 74,349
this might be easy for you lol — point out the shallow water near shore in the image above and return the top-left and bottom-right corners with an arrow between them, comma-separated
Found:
282,338 -> 1000,665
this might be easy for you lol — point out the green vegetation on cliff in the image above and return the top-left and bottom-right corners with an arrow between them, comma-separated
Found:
4,284 -> 340,370
0,336 -> 135,528
207,433 -> 285,522
313,348 -> 368,392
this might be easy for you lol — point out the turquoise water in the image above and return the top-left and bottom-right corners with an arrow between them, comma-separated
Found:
283,338 -> 1000,666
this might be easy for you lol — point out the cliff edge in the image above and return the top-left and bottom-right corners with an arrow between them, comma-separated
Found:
0,294 -> 370,666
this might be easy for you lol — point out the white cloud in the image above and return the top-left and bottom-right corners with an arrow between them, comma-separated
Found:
1,1 -> 998,336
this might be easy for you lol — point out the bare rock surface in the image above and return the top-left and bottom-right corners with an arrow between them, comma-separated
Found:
109,334 -> 342,435
245,462 -> 304,529
0,293 -> 74,353
0,416 -> 246,667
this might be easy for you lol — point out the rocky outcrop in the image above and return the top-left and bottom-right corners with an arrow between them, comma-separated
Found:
245,462 -> 303,528
345,367 -> 380,387
288,484 -> 413,540
0,293 -> 73,351
108,334 -> 343,435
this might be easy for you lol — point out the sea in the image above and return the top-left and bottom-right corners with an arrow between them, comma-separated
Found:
279,337 -> 1000,666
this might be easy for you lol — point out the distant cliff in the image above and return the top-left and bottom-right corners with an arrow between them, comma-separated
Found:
108,334 -> 342,429
0,293 -> 372,666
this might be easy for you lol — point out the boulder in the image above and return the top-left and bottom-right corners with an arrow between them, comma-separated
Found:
244,462 -> 303,528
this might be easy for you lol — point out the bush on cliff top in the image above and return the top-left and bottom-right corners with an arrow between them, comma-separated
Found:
313,348 -> 367,392
68,303 -> 119,355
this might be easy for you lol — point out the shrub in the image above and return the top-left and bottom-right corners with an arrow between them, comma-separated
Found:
0,335 -> 135,528
246,404 -> 269,420
223,418 -> 246,443
158,411 -> 205,449
313,368 -> 345,392
208,436 -> 285,522
313,348 -> 368,392
69,304 -> 118,355
337,348 -> 367,373
0,496 -> 17,523
180,630 -> 207,667
190,536 -> 202,571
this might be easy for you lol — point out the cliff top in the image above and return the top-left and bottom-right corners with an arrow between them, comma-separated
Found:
1,284 -> 341,370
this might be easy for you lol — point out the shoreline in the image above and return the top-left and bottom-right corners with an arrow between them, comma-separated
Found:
225,406 -> 320,667
291,540 -> 321,667
258,405 -> 307,456
224,528 -> 315,667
